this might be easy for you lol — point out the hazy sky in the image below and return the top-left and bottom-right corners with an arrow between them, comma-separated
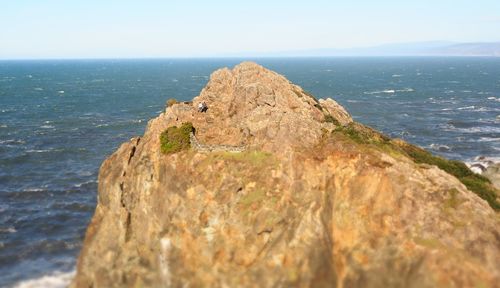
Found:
1,0 -> 500,59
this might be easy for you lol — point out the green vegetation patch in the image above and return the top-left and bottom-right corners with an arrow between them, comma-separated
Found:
334,122 -> 391,145
332,122 -> 500,211
240,189 -> 266,207
323,114 -> 340,126
396,142 -> 499,211
159,122 -> 194,154
166,98 -> 178,108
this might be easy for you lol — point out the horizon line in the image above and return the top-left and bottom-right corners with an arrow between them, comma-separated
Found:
2,55 -> 500,61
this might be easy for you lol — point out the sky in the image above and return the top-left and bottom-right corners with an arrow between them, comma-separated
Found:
1,0 -> 500,59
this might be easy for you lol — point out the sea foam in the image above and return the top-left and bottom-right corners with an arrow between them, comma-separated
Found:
13,270 -> 75,288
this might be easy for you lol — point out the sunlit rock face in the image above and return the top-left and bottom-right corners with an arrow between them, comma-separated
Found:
72,62 -> 499,288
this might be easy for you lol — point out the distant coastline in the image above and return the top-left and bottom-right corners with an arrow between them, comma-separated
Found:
219,41 -> 500,58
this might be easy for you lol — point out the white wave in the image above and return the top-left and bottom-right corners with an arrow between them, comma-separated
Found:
440,124 -> 500,134
74,180 -> 97,188
474,107 -> 499,112
428,143 -> 450,151
0,139 -> 25,145
364,89 -> 394,95
476,137 -> 500,142
24,188 -> 45,192
397,88 -> 414,92
466,156 -> 500,174
392,74 -> 402,77
33,88 -> 43,91
26,149 -> 47,153
57,90 -> 65,94
39,125 -> 55,129
171,79 -> 178,82
457,106 -> 475,110
487,96 -> 500,102
461,106 -> 498,112
364,88 -> 414,95
0,124 -> 7,128
0,227 -> 16,233
13,270 -> 75,288
469,165 -> 484,174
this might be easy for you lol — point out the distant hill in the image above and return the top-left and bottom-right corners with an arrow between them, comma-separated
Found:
429,42 -> 500,56
230,42 -> 500,57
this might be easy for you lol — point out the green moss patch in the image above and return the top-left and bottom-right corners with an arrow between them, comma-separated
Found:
166,98 -> 178,108
334,122 -> 391,145
159,122 -> 194,154
332,122 -> 500,211
240,189 -> 266,207
324,114 -> 340,126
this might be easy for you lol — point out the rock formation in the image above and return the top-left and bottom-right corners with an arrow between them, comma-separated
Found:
72,62 -> 499,287
484,163 -> 500,190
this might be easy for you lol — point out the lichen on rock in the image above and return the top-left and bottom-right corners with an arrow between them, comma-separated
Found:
72,62 -> 500,288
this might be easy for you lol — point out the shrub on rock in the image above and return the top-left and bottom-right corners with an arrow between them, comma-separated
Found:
166,98 -> 178,108
160,122 -> 194,154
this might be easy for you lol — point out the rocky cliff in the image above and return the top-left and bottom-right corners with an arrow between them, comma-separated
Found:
72,62 -> 499,287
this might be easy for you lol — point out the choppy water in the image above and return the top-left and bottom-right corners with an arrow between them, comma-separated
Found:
1,58 -> 499,287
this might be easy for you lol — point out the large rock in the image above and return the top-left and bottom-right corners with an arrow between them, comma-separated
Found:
72,62 -> 499,287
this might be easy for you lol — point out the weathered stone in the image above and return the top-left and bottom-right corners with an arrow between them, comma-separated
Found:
72,62 -> 499,288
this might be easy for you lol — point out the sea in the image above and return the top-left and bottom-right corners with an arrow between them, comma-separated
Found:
0,58 -> 499,287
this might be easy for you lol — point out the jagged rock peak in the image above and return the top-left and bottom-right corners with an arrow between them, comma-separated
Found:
153,62 -> 352,153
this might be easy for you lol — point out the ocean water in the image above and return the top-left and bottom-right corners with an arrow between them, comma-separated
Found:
1,58 -> 499,287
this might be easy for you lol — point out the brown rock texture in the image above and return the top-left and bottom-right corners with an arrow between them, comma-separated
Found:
72,62 -> 499,288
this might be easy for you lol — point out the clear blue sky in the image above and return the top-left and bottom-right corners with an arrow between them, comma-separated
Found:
1,0 -> 499,59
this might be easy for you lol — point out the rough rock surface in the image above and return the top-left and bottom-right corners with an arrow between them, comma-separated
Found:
484,163 -> 500,190
72,62 -> 499,288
